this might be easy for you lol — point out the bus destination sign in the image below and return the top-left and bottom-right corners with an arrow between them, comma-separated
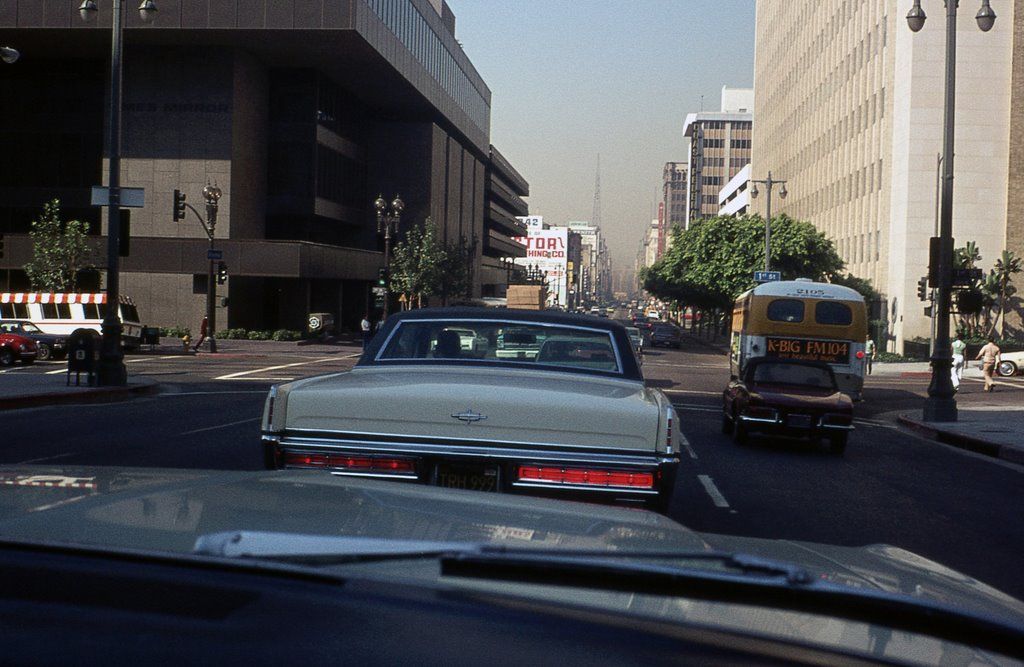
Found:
765,337 -> 850,364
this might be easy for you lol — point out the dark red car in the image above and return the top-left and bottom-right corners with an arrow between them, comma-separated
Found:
0,332 -> 38,367
722,358 -> 854,454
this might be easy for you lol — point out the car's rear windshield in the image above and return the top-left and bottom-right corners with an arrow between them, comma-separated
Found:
377,320 -> 621,374
750,362 -> 835,389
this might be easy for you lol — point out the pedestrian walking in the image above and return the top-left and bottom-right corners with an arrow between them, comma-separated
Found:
360,313 -> 372,349
975,335 -> 1001,392
864,337 -> 876,375
950,333 -> 967,391
192,316 -> 208,351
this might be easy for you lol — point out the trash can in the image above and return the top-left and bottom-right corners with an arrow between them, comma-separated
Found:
66,328 -> 100,386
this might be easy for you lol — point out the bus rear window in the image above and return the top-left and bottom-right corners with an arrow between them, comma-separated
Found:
815,301 -> 853,325
766,299 -> 804,323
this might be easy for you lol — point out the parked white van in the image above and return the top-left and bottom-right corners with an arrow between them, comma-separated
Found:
0,293 -> 143,350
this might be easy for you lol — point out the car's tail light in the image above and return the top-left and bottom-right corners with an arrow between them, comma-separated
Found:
283,452 -> 416,474
856,350 -> 865,359
517,465 -> 655,489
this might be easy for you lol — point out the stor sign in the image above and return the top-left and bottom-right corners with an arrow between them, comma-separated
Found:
512,228 -> 568,308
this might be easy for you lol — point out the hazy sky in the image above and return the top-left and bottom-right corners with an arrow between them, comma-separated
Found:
446,0 -> 756,276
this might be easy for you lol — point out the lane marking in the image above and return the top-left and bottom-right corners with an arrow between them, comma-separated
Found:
125,355 -> 180,364
697,474 -> 731,509
179,417 -> 260,436
161,391 -> 268,396
213,354 -> 358,380
16,452 -> 78,464
30,494 -> 91,512
216,376 -> 297,382
678,432 -> 698,460
662,389 -> 722,397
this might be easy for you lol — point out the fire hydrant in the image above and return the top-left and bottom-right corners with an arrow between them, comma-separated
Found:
181,334 -> 191,352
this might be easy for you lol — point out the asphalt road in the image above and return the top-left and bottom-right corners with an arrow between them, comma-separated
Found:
1,336 -> 1023,600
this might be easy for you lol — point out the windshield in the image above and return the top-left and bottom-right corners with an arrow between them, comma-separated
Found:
377,320 -> 621,373
1,1 -> 1023,663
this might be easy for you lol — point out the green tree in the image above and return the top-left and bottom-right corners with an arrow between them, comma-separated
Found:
644,214 -> 845,312
388,218 -> 449,308
992,249 -> 1022,337
439,234 -> 477,303
23,199 -> 93,292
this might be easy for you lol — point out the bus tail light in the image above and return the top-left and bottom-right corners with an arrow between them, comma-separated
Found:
856,350 -> 865,359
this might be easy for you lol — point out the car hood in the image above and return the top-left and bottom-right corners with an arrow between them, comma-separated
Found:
278,366 -> 661,450
748,384 -> 851,410
0,333 -> 35,347
0,465 -> 1020,661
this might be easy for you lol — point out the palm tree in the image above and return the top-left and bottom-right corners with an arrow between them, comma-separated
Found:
992,249 -> 1022,337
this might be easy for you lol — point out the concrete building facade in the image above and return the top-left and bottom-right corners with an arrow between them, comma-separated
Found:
683,87 -> 754,227
752,0 -> 1020,350
719,163 -> 752,216
661,162 -> 687,249
0,0 -> 527,332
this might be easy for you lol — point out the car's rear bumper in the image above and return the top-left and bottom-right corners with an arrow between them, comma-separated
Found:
738,413 -> 853,437
262,431 -> 679,509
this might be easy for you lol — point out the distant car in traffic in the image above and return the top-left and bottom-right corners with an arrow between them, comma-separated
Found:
649,322 -> 682,349
722,358 -> 854,455
0,331 -> 38,366
625,326 -> 644,365
0,320 -> 67,360
262,308 -> 681,512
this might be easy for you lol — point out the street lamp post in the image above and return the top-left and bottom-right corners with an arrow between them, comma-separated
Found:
79,0 -> 158,386
749,172 -> 788,272
202,184 -> 221,353
374,194 -> 403,320
907,0 -> 996,423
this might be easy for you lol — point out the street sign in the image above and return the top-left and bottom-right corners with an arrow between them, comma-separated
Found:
952,267 -> 983,285
754,271 -> 781,283
372,286 -> 387,296
207,249 -> 223,260
90,186 -> 146,208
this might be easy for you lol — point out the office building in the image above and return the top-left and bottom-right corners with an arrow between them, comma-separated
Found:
719,163 -> 751,216
682,86 -> 754,227
0,0 -> 528,332
752,0 -> 1020,349
662,162 -> 687,252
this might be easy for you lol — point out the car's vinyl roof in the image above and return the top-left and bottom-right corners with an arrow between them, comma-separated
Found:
384,307 -> 630,334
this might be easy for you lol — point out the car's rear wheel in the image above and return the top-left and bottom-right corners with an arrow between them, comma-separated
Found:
36,343 -> 51,361
0,348 -> 13,367
997,360 -> 1017,377
828,433 -> 848,456
721,409 -> 734,434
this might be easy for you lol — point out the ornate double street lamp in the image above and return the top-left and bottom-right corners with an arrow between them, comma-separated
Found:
907,0 -> 996,422
374,194 -> 404,319
79,0 -> 158,385
749,172 -> 788,272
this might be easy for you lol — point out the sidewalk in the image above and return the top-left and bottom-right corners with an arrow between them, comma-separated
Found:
0,371 -> 159,411
898,406 -> 1024,465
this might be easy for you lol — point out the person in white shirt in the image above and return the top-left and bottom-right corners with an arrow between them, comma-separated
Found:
360,314 -> 372,349
950,333 -> 967,390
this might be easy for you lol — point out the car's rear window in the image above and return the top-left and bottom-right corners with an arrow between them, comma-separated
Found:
814,301 -> 853,326
766,299 -> 805,323
377,320 -> 621,373
751,362 -> 835,389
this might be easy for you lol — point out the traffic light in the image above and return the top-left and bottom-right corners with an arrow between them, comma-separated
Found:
917,276 -> 928,302
217,261 -> 228,285
173,189 -> 187,221
377,267 -> 388,287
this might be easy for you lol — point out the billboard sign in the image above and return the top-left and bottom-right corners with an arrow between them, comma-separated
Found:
512,228 -> 568,308
516,216 -> 545,235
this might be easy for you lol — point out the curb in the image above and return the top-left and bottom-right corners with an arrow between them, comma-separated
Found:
896,414 -> 1024,464
0,381 -> 161,412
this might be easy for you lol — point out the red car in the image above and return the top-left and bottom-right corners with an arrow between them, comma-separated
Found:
722,358 -> 854,455
0,332 -> 38,367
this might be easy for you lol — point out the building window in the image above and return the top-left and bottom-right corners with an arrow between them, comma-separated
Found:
730,139 -> 751,149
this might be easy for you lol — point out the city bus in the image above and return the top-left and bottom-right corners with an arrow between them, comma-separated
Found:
0,293 -> 143,350
730,279 -> 868,400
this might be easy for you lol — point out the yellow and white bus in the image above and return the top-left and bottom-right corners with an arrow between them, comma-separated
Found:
0,293 -> 143,350
730,279 -> 868,400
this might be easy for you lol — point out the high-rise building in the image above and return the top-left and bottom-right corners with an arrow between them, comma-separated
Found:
683,87 -> 754,227
0,0 -> 528,332
752,1 -> 1020,350
662,162 -> 687,250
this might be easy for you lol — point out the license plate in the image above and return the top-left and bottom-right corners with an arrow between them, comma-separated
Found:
436,462 -> 499,492
787,414 -> 813,429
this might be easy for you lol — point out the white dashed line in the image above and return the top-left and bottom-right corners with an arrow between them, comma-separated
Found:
16,452 -> 78,464
213,354 -> 357,380
179,417 -> 260,436
697,474 -> 731,509
678,432 -> 698,460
